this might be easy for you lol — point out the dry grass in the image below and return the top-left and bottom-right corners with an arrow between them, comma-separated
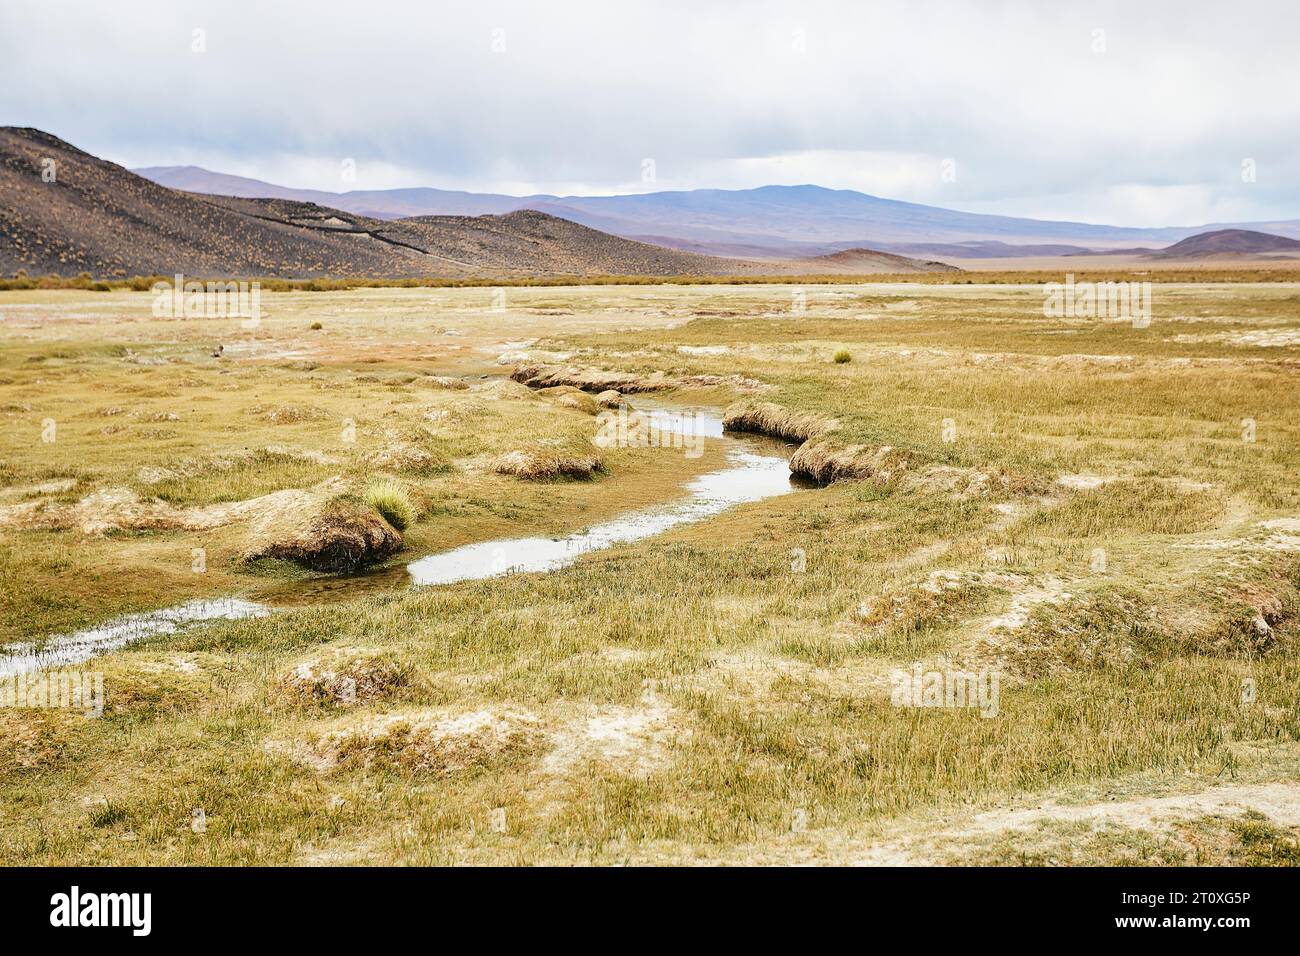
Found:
512,363 -> 671,394
1,280 -> 1298,865
490,444 -> 604,480
244,494 -> 403,573
722,400 -> 838,443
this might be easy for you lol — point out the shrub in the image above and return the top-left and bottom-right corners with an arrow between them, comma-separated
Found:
364,479 -> 416,531
833,349 -> 851,364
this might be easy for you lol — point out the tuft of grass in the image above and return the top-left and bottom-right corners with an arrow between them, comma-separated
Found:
88,801 -> 128,828
1231,811 -> 1300,866
833,348 -> 851,364
364,479 -> 416,531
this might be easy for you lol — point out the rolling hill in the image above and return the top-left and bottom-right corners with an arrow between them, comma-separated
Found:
1148,228 -> 1300,260
2,128 -> 953,278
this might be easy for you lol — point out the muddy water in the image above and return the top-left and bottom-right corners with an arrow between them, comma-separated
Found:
1,402 -> 809,671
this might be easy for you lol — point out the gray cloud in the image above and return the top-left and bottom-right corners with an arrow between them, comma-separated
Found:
2,0 -> 1297,225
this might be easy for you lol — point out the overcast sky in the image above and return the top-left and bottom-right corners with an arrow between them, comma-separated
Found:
3,0 -> 1297,226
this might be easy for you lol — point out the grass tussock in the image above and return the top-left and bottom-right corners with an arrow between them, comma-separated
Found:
857,573 -> 993,642
363,479 -> 416,531
312,710 -> 541,778
1008,555 -> 1300,677
512,363 -> 670,394
244,494 -> 403,573
722,400 -> 838,443
276,651 -> 416,709
534,385 -> 601,414
490,442 -> 604,480
789,439 -> 906,484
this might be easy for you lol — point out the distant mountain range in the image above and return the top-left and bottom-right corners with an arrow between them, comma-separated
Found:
136,164 -> 1300,257
0,128 -> 953,278
3,129 -> 1296,279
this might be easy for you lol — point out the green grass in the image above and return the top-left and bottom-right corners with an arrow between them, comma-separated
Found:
364,479 -> 415,531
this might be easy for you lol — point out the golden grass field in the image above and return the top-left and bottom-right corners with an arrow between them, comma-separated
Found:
1,280 -> 1298,865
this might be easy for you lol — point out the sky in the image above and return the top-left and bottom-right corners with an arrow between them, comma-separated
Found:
2,0 -> 1298,227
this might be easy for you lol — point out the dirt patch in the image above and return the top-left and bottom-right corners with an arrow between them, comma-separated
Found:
1056,473 -> 1118,491
542,700 -> 686,776
851,781 -> 1300,865
983,576 -> 1072,634
0,477 -> 78,504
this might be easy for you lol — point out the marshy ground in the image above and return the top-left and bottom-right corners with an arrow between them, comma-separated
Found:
1,280 -> 1298,865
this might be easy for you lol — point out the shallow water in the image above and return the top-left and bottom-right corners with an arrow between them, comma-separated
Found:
408,402 -> 807,586
0,598 -> 268,677
3,401 -> 809,670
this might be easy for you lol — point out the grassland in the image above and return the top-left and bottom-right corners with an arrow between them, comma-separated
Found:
0,280 -> 1297,865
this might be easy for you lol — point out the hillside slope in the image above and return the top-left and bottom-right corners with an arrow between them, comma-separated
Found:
798,247 -> 958,274
194,195 -> 763,276
0,129 -> 430,278
4,129 -> 952,278
1150,228 -> 1300,259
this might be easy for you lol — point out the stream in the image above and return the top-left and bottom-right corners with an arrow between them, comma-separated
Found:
0,402 -> 809,676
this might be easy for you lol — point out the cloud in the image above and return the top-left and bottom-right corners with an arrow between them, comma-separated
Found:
2,0 -> 1297,225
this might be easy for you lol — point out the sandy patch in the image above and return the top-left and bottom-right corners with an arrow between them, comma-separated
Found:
1055,473 -> 1117,491
984,576 -> 1071,633
542,701 -> 686,776
851,781 -> 1300,865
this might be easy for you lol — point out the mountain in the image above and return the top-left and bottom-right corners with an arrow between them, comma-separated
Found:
1,129 -> 426,278
133,166 -> 530,219
797,248 -> 956,273
135,165 -> 1300,254
1148,228 -> 1300,260
884,240 -> 1098,259
195,194 -> 768,276
1,128 -> 951,278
